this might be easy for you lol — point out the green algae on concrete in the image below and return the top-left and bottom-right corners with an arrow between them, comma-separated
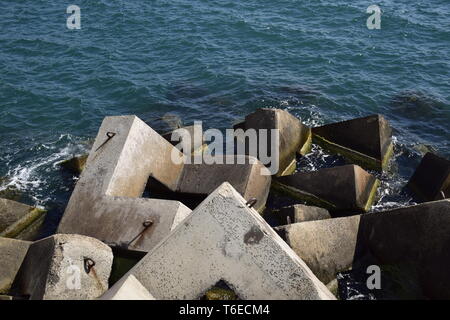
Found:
312,114 -> 394,172
313,134 -> 394,172
204,287 -> 238,300
0,198 -> 47,241
59,154 -> 88,175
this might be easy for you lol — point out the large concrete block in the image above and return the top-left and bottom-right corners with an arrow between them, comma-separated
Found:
58,116 -> 192,253
406,152 -> 449,202
236,108 -> 311,176
0,237 -> 31,294
162,122 -> 204,155
0,198 -> 46,240
176,155 -> 271,212
10,234 -> 113,300
312,114 -> 394,171
276,200 -> 450,299
271,204 -> 331,226
124,182 -> 335,300
272,165 -> 379,213
98,274 -> 155,300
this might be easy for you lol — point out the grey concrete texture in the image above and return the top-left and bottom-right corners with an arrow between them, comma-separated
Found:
98,274 -> 155,300
273,164 -> 379,213
124,182 -> 335,300
312,114 -> 393,171
0,198 -> 46,240
236,108 -> 312,176
276,199 -> 450,299
0,237 -> 31,294
10,234 -> 113,300
274,204 -> 331,225
57,116 -> 192,252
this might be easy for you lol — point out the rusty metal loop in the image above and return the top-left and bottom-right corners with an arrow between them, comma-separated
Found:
127,219 -> 154,247
95,131 -> 116,152
246,198 -> 258,208
84,258 -> 95,274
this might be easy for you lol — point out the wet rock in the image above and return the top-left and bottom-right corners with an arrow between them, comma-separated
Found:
235,108 -> 312,176
58,116 -> 192,253
312,114 -> 393,171
0,198 -> 47,240
0,237 -> 31,294
406,152 -> 449,202
276,199 -> 450,299
124,182 -> 335,300
10,234 -> 113,300
272,165 -> 379,213
99,274 -> 155,300
272,204 -> 331,225
59,154 -> 88,175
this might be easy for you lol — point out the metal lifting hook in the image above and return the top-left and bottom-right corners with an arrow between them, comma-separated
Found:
95,132 -> 116,152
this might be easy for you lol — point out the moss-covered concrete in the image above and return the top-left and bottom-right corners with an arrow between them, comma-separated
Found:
204,287 -> 238,300
313,134 -> 393,172
0,207 -> 47,240
59,154 -> 88,175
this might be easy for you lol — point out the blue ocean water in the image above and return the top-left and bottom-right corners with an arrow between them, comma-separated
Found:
0,0 -> 449,235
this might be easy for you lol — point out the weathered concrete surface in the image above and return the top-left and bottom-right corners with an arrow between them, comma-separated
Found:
312,114 -> 393,171
275,215 -> 360,284
0,198 -> 46,240
98,274 -> 155,300
276,200 -> 450,299
236,108 -> 312,176
162,122 -> 204,155
176,156 -> 271,212
272,165 -> 379,213
125,182 -> 335,300
58,116 -> 192,253
11,234 -> 113,300
406,152 -> 449,202
272,204 -> 331,225
0,237 -> 31,294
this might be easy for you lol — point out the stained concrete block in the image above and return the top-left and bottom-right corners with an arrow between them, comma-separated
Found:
312,114 -> 393,171
59,154 -> 88,175
58,116 -> 192,253
237,108 -> 312,176
276,200 -> 450,299
272,165 -> 379,213
162,122 -> 204,155
10,234 -> 113,300
272,204 -> 331,225
0,198 -> 46,240
98,274 -> 155,300
406,152 -> 449,202
176,155 -> 271,212
0,237 -> 31,294
124,182 -> 335,300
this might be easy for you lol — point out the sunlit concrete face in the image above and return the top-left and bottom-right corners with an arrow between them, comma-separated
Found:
124,183 -> 335,300
58,115 -> 191,253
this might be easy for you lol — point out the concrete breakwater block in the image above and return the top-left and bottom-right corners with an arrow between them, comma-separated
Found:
0,198 -> 47,240
98,274 -> 155,300
235,108 -> 312,177
176,155 -> 271,212
0,237 -> 31,294
58,116 -> 192,253
406,152 -> 449,202
162,122 -> 204,155
59,115 -> 271,252
271,204 -> 331,226
123,182 -> 335,300
272,165 -> 380,213
59,154 -> 88,175
10,234 -> 113,300
275,200 -> 450,299
312,114 -> 394,171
